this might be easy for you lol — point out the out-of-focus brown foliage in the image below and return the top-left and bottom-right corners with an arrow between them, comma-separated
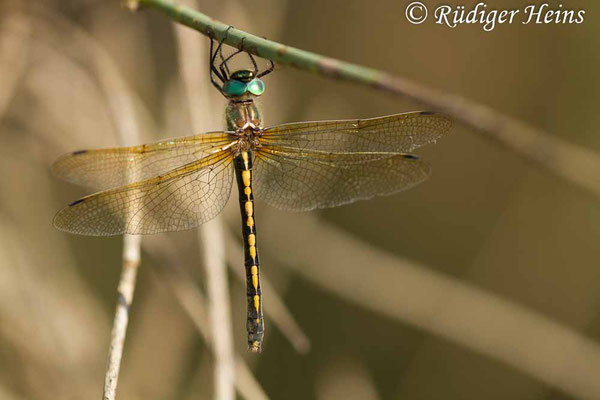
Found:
1,0 -> 599,399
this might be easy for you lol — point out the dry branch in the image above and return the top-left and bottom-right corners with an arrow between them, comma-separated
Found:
258,212 -> 600,400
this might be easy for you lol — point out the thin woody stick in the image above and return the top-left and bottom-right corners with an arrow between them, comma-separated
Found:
89,22 -> 144,400
24,8 -> 145,399
103,236 -> 141,400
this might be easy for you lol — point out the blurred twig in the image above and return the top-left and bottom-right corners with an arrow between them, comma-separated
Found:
0,9 -> 30,122
198,220 -> 235,399
143,236 -> 270,400
23,9 -> 149,397
174,9 -> 235,398
103,236 -> 141,400
256,211 -> 600,400
14,7 -> 147,397
131,0 -> 600,200
83,10 -> 145,399
27,6 -> 269,398
315,357 -> 379,400
0,211 -> 104,399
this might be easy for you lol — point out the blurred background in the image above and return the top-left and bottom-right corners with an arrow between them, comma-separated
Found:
1,0 -> 599,399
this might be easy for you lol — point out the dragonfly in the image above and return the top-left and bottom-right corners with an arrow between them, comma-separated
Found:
52,33 -> 452,353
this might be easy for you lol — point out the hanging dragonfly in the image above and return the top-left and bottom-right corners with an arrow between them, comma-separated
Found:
52,33 -> 452,353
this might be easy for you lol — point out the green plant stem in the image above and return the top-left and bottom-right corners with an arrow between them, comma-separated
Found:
132,0 -> 600,199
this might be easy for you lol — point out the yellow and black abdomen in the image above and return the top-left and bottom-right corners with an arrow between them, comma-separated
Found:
233,150 -> 264,352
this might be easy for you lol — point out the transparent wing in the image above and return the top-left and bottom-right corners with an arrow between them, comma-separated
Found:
260,111 -> 451,153
253,147 -> 430,212
54,151 -> 234,236
52,132 -> 236,190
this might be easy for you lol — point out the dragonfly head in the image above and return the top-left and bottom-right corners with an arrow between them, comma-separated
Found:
223,69 -> 265,99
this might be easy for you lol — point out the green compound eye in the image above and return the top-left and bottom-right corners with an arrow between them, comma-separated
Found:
223,80 -> 247,97
247,79 -> 265,95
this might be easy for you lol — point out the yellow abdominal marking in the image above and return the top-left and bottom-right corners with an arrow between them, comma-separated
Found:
251,265 -> 258,290
242,151 -> 249,169
248,233 -> 257,263
253,295 -> 260,314
245,201 -> 254,232
240,154 -> 260,327
242,170 -> 251,187
245,201 -> 253,216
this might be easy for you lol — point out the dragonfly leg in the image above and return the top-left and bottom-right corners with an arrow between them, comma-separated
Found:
218,36 -> 246,73
247,51 -> 259,76
242,38 -> 273,78
257,58 -> 275,79
210,26 -> 237,93
209,35 -> 226,92
218,42 -> 231,77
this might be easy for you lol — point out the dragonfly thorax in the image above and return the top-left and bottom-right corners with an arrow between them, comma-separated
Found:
226,98 -> 263,133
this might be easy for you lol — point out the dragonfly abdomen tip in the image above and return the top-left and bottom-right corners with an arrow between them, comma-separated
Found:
249,341 -> 262,353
